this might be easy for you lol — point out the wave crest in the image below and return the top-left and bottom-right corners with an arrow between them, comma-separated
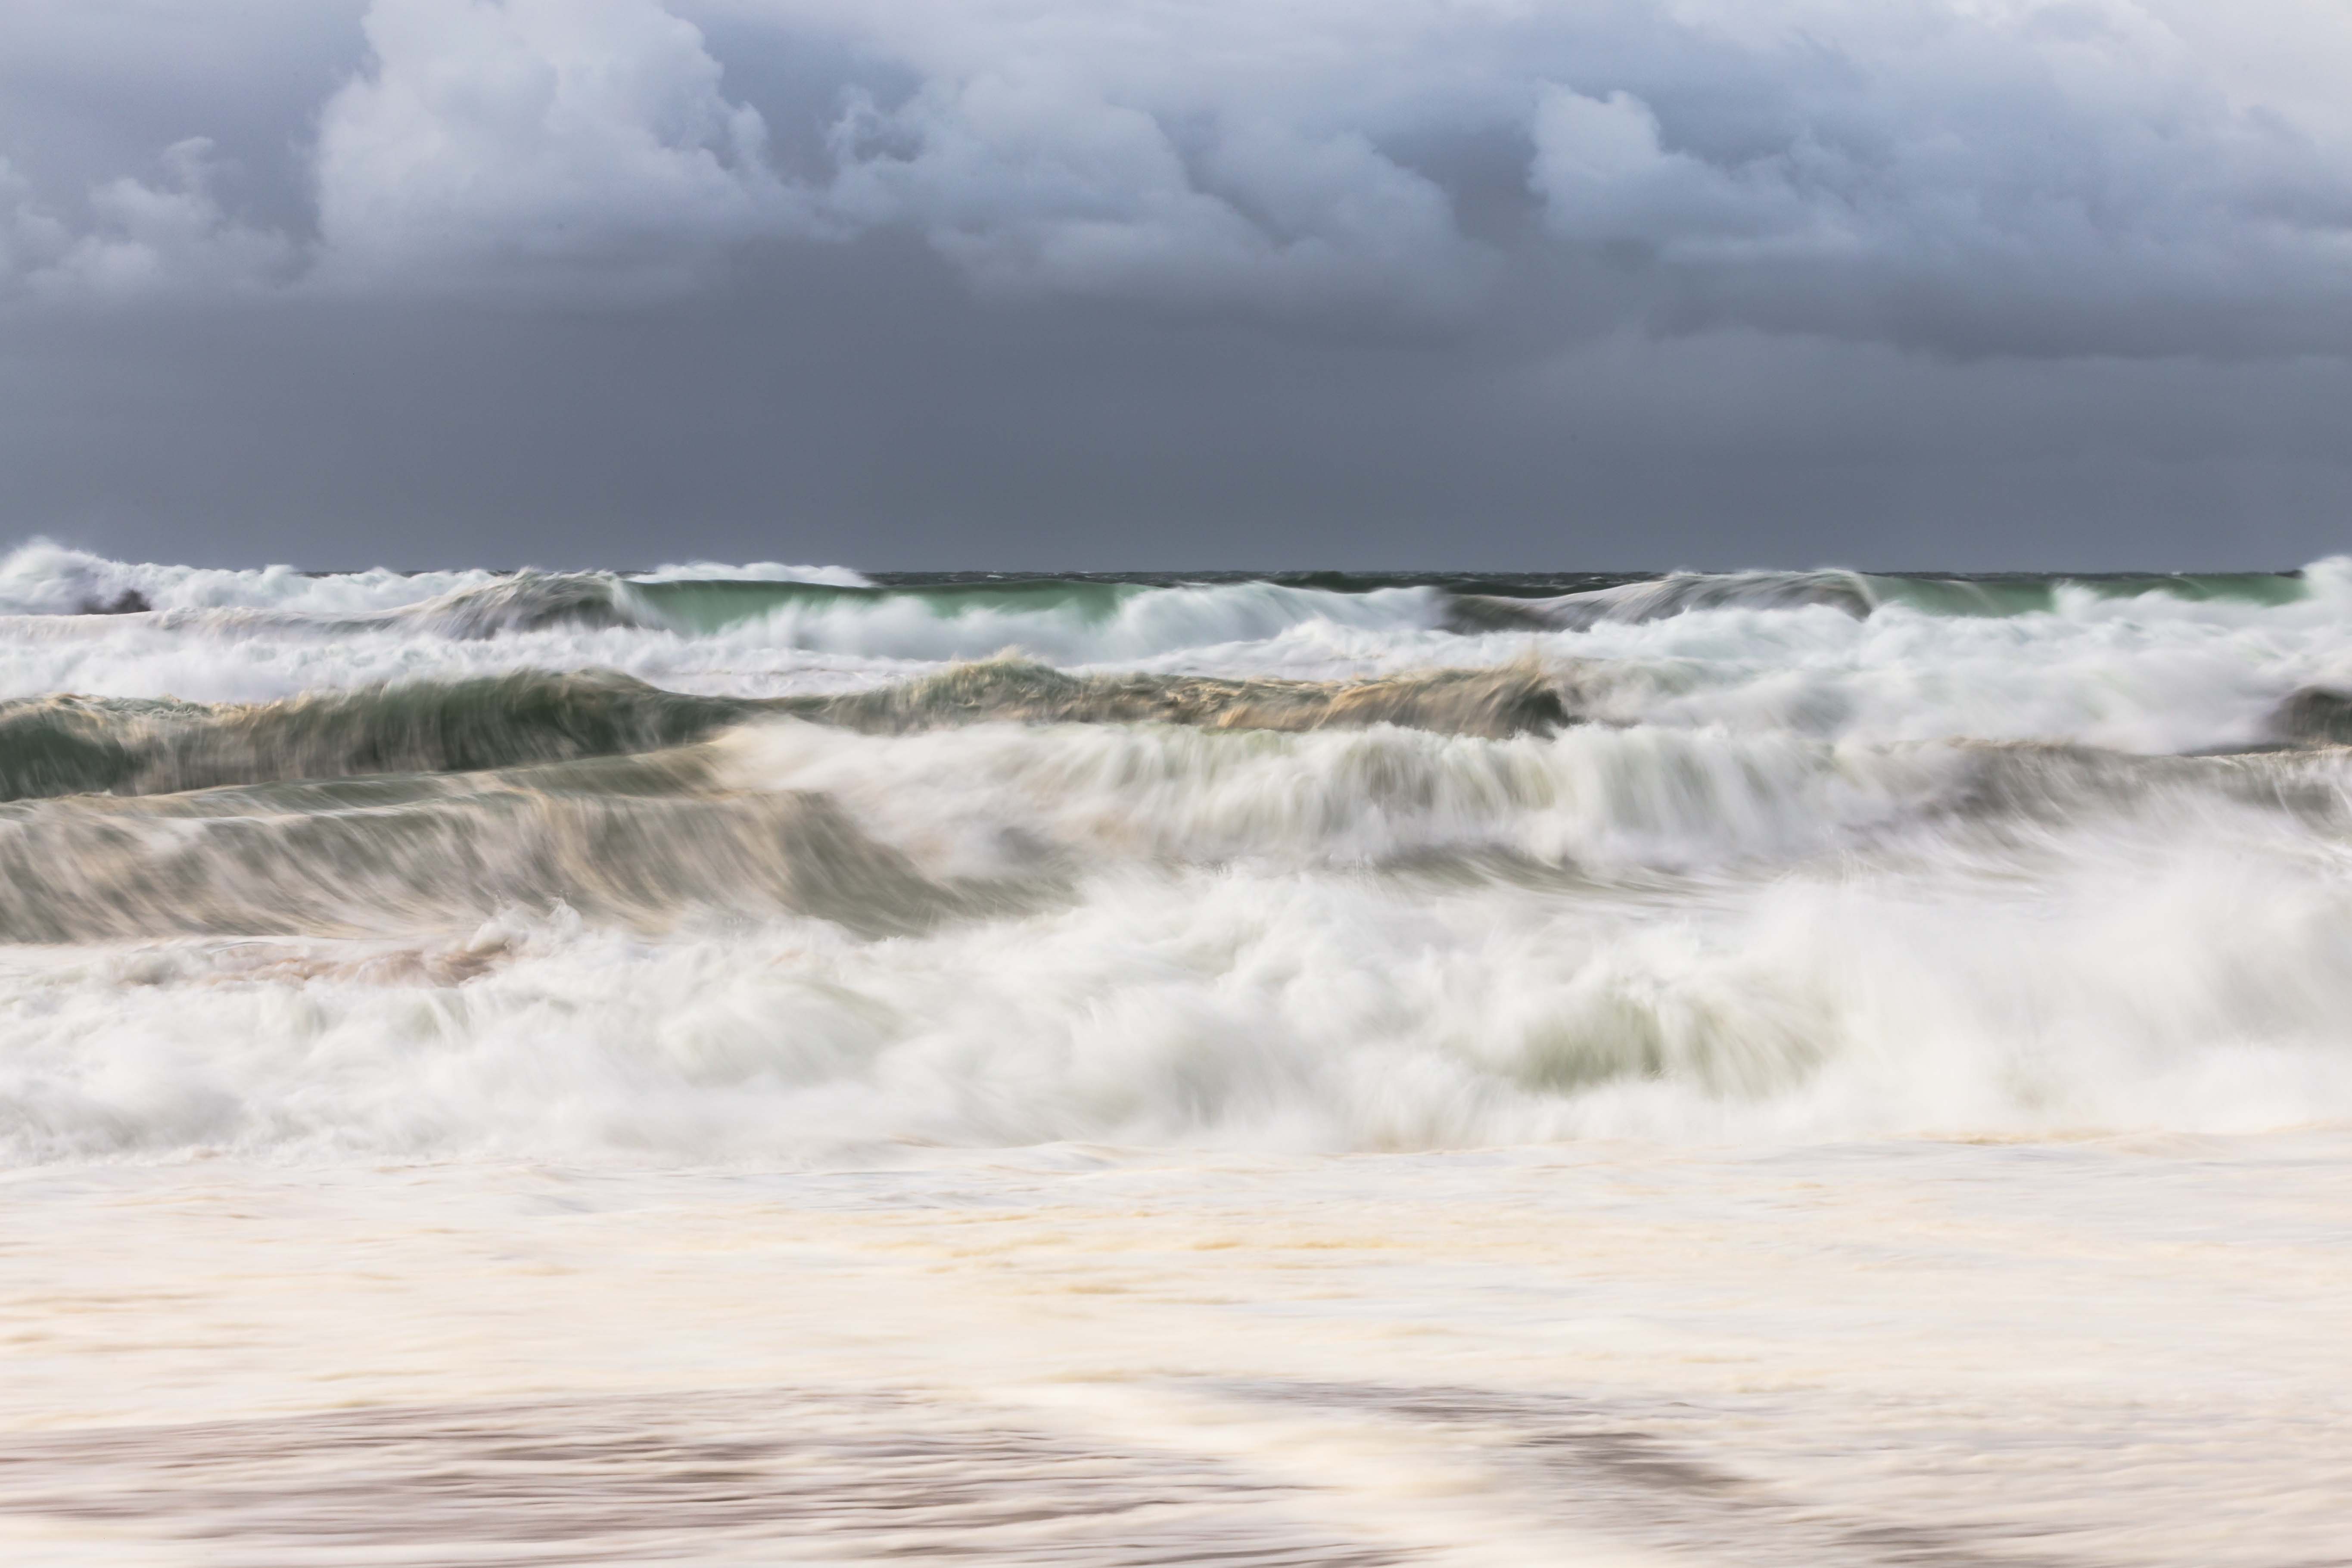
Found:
0,663 -> 1584,803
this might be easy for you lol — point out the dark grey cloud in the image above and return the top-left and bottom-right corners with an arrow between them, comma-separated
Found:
3,0 -> 2350,568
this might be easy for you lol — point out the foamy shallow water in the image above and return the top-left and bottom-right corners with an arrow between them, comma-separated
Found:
5,1143 -> 2349,1565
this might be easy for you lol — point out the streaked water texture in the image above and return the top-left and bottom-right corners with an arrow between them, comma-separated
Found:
3,541 -> 2349,1565
2,541 -> 2350,1160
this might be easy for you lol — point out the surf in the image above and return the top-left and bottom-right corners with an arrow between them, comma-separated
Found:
5,541 -> 2352,1167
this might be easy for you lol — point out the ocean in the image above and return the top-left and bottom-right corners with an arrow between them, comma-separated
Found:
0,538 -> 2347,1565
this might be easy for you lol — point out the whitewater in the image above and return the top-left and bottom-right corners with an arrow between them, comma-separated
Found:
3,538 -> 2348,1566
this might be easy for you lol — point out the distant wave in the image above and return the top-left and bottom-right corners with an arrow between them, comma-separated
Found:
1458,566 -> 2310,630
3,542 -> 2313,650
0,539 -> 865,618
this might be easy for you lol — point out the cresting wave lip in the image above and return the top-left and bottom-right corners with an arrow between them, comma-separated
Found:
1462,567 -> 2312,630
8,656 -> 2346,807
0,540 -> 869,619
0,764 -> 1048,943
0,673 -> 755,803
5,712 -> 2350,949
0,662 -> 1584,803
0,566 -> 1462,659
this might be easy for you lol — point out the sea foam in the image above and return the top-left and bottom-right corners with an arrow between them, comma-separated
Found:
5,543 -> 2352,1165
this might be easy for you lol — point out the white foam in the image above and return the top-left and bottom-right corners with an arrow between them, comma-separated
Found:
630,559 -> 873,586
0,538 -> 511,616
712,716 -> 1962,874
727,581 -> 1447,663
4,809 -> 2349,1164
1159,572 -> 2352,753
9,545 -> 2349,753
3,716 -> 2350,1163
6,547 -> 2352,1165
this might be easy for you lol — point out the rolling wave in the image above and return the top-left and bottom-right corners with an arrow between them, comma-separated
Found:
6,539 -> 2352,1165
0,764 -> 1040,944
6,725 -> 2352,1160
0,539 -> 865,619
1464,566 -> 2309,630
0,674 -> 753,801
2,712 -> 2346,946
0,663 -> 1580,803
3,542 -> 2312,646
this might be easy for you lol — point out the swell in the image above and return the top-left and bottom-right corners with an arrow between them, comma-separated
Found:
793,658 -> 1574,739
0,758 -> 1052,943
1454,568 -> 2309,630
198,566 -> 2327,641
4,563 -> 1448,655
0,541 -> 865,619
6,721 -> 2349,946
0,674 -> 761,802
162,572 -> 657,639
5,544 -> 2318,660
10,733 -> 2352,1158
10,654 -> 2343,810
709,721 -> 2352,884
0,663 -> 1577,803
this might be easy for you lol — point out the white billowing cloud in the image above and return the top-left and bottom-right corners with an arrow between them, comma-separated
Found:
4,0 -> 1490,313
5,0 -> 2352,348
708,0 -> 2352,345
1522,0 -> 2352,344
771,0 -> 1503,308
312,0 -> 821,291
0,160 -> 71,286
1532,89 -> 1846,261
825,70 -> 1483,308
316,0 -> 1484,308
0,141 -> 297,302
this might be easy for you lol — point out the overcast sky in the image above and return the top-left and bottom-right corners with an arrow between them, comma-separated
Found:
4,0 -> 2350,570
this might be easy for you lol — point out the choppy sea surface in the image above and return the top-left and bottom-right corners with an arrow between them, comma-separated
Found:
2,538 -> 2349,1565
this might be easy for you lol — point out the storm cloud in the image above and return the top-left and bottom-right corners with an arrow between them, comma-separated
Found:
3,0 -> 2350,566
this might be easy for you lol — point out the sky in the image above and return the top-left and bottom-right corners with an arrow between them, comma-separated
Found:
3,0 -> 2351,570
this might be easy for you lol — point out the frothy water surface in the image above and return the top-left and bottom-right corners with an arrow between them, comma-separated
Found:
1,542 -> 2348,1161
4,541 -> 2349,1564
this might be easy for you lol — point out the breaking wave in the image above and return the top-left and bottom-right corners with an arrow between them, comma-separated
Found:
2,541 -> 2315,651
0,662 -> 1579,803
1467,566 -> 2310,631
0,539 -> 867,619
6,540 -> 2352,1166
